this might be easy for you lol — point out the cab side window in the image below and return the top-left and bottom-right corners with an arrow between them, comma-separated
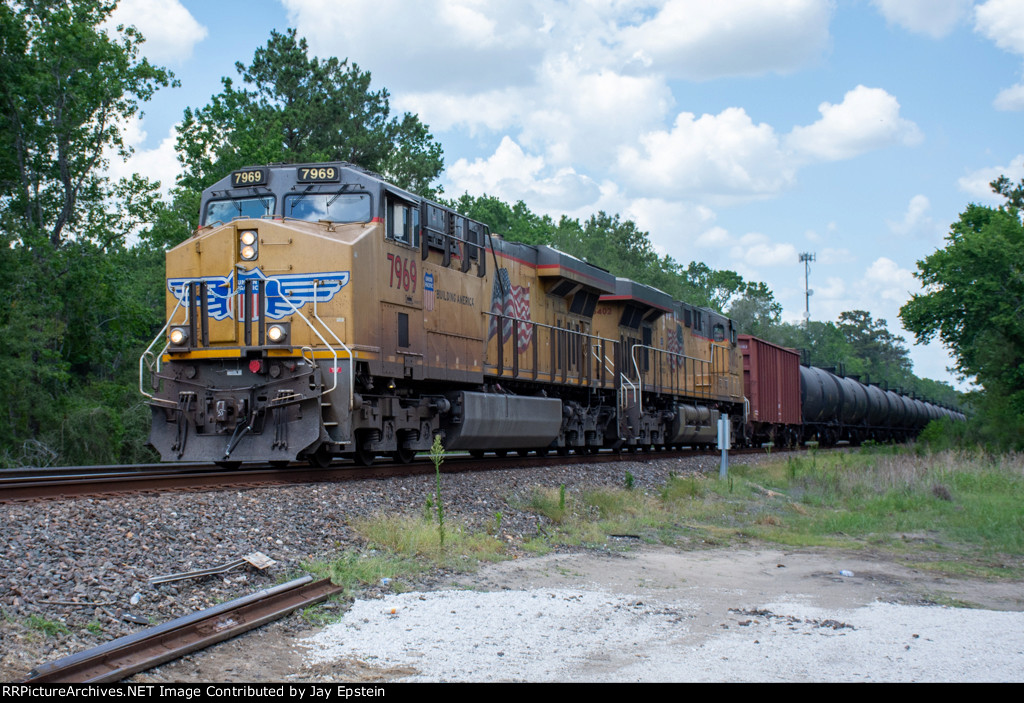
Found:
387,201 -> 419,247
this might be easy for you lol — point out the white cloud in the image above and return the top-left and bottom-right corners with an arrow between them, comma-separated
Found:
786,85 -> 923,161
285,0 -> 547,92
618,108 -> 795,199
695,226 -> 732,248
815,276 -> 848,301
957,155 -> 1024,203
289,0 -> 831,91
974,0 -> 1024,110
445,136 -> 600,211
975,0 -> 1024,55
729,233 -> 799,268
105,0 -> 207,64
623,199 -> 717,256
106,116 -> 181,198
872,0 -> 973,38
993,82 -> 1024,110
619,0 -> 832,79
887,194 -> 941,238
394,89 -> 525,136
819,248 -> 853,264
861,257 -> 919,304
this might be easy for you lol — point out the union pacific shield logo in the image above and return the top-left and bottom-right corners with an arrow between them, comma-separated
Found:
167,268 -> 350,320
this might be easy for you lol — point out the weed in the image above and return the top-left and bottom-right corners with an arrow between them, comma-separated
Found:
300,600 -> 346,626
624,470 -> 635,491
514,449 -> 1024,579
662,473 -> 704,501
27,615 -> 69,637
428,434 -> 446,548
529,486 -> 568,524
86,621 -> 103,635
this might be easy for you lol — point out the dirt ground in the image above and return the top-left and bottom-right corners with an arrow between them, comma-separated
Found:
126,544 -> 1024,683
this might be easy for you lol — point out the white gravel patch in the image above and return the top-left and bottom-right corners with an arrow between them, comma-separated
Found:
302,589 -> 1024,682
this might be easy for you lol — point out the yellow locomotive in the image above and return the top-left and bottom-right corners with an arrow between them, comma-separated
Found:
141,162 -> 743,466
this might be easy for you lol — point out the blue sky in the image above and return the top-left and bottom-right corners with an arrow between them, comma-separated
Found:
105,0 -> 1024,391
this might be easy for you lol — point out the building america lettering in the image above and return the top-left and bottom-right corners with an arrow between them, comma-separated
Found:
435,290 -> 475,306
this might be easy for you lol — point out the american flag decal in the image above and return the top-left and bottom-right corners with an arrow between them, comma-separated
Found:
424,272 -> 435,311
488,268 -> 533,353
667,322 -> 684,369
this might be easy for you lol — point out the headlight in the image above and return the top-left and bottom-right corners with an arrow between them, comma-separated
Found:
239,230 -> 258,260
267,324 -> 288,343
169,327 -> 189,347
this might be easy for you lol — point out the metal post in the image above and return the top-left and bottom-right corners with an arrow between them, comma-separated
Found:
799,252 -> 815,324
718,413 -> 730,479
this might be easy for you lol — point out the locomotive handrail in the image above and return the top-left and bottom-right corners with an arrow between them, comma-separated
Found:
619,374 -> 637,410
138,291 -> 189,406
628,344 -> 715,414
483,310 -> 616,342
312,280 -> 355,411
592,344 -> 615,377
484,310 -> 619,387
274,294 -> 343,402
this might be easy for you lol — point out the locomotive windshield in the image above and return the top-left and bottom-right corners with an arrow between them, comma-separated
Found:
204,196 -> 275,225
284,192 -> 371,223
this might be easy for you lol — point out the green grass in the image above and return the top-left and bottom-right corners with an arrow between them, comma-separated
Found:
518,449 -> 1024,579
26,615 -> 70,637
305,513 -> 507,595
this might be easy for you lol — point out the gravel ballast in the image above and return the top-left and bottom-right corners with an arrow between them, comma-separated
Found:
3,452 -> 1023,682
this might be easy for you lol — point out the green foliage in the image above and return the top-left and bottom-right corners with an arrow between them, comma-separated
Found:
451,190 -> 959,408
27,615 -> 70,637
0,2 -> 171,466
901,188 -> 1024,437
451,193 -> 777,315
0,1 -> 174,247
176,28 -> 444,210
624,470 -> 635,491
429,435 -> 446,547
446,194 -> 556,246
727,282 -> 783,337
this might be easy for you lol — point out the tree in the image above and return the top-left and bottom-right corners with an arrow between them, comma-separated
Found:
176,28 -> 444,214
900,189 -> 1024,414
727,282 -> 783,337
836,310 -> 912,378
0,1 -> 172,465
0,0 -> 173,248
448,193 -> 556,246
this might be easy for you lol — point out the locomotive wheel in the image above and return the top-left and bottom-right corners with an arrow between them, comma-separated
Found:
270,460 -> 290,469
517,449 -> 530,457
352,445 -> 376,466
493,450 -> 508,458
216,461 -> 241,470
557,445 -> 570,456
470,449 -> 485,459
535,447 -> 549,457
307,445 -> 332,468
392,447 -> 415,464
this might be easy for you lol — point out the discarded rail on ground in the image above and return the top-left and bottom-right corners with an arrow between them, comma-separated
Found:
23,576 -> 342,683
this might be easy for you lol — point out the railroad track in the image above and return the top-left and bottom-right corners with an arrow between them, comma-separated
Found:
0,445 -> 784,502
22,576 -> 342,683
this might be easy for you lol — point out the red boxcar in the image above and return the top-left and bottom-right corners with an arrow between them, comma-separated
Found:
738,335 -> 802,446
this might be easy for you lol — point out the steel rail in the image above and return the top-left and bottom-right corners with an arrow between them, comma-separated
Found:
0,446 -> 809,503
23,576 -> 342,683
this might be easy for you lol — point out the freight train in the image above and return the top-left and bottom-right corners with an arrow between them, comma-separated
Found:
140,162 -> 960,467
